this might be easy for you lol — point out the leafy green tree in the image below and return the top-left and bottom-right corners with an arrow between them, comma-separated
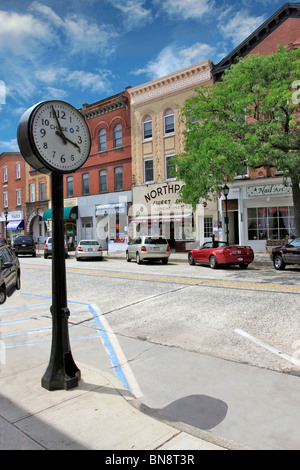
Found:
175,46 -> 300,235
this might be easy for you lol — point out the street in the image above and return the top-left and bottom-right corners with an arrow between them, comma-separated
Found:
1,254 -> 300,449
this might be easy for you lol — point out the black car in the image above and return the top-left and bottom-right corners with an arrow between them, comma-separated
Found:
270,237 -> 300,270
12,235 -> 36,257
0,244 -> 20,304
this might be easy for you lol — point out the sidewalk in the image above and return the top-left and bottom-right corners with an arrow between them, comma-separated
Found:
0,362 -> 239,450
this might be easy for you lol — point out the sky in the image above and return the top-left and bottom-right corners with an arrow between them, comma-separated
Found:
0,0 -> 293,152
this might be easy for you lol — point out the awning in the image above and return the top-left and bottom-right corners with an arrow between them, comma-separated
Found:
6,220 -> 24,230
42,206 -> 78,221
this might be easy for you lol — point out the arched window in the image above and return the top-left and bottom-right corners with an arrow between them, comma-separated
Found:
143,115 -> 152,140
114,124 -> 122,148
164,108 -> 175,135
99,129 -> 106,151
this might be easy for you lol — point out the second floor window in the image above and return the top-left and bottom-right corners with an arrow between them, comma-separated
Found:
99,170 -> 107,193
144,159 -> 154,183
99,129 -> 107,151
143,115 -> 152,140
30,183 -> 35,202
114,124 -> 122,148
16,190 -> 21,206
3,167 -> 7,183
39,182 -> 46,201
16,163 -> 21,179
114,166 -> 123,191
82,173 -> 90,195
67,176 -> 73,197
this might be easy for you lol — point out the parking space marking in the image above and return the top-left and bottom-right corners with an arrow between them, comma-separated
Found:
234,329 -> 300,368
0,293 -> 141,396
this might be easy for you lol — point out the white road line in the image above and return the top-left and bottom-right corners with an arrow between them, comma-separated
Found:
90,303 -> 144,398
234,329 -> 300,368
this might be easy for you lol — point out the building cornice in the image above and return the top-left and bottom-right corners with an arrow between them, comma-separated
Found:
81,93 -> 128,120
128,60 -> 213,106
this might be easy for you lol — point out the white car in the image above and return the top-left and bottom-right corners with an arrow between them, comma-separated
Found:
76,240 -> 103,261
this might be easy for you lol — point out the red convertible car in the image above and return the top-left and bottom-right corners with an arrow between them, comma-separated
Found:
188,241 -> 254,269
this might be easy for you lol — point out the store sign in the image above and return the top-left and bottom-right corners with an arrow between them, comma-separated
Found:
246,183 -> 292,197
95,203 -> 127,216
0,210 -> 23,222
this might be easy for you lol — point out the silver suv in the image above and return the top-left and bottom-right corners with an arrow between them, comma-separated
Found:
126,236 -> 170,264
44,237 -> 68,259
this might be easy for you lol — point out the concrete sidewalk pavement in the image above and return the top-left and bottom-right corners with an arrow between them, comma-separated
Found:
0,362 -> 238,451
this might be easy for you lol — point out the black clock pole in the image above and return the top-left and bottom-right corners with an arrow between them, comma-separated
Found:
41,172 -> 80,391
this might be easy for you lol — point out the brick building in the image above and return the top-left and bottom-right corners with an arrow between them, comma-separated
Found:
212,2 -> 300,252
60,89 -> 132,249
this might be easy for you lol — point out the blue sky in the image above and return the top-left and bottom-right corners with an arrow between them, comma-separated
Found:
0,0 -> 289,152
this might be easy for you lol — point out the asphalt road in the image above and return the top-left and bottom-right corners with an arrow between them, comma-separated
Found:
2,255 -> 300,449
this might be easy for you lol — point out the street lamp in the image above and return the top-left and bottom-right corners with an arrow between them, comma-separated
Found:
222,184 -> 229,244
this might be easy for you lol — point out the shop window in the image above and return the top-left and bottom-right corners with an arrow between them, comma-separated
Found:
144,159 -> 153,183
114,124 -> 122,148
114,166 -> 123,191
99,129 -> 107,151
164,108 -> 175,135
82,173 -> 90,195
143,115 -> 152,140
204,217 -> 213,238
99,169 -> 107,193
247,206 -> 296,240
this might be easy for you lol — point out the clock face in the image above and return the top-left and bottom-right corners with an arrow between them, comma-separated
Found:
28,100 -> 90,173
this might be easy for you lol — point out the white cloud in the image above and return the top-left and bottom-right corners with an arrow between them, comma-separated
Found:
153,0 -> 213,20
110,0 -> 152,29
219,11 -> 266,45
0,138 -> 19,152
133,43 -> 215,79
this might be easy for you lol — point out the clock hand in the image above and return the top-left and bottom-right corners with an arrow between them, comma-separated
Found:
51,106 -> 67,143
55,131 -> 81,152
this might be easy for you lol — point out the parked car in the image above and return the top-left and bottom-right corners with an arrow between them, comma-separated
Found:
44,237 -> 68,259
76,240 -> 103,261
126,236 -> 171,264
270,237 -> 300,270
0,244 -> 20,304
188,241 -> 254,269
12,235 -> 36,257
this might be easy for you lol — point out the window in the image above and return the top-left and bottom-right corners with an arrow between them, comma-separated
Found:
114,124 -> 122,148
16,163 -> 21,179
144,159 -> 154,183
3,167 -> 7,183
82,173 -> 90,195
3,192 -> 7,208
164,108 -> 175,135
16,190 -> 21,206
143,115 -> 152,140
166,156 -> 176,180
39,182 -> 45,201
30,183 -> 35,202
67,176 -> 73,197
99,170 -> 107,193
204,217 -> 213,238
114,167 -> 123,191
247,206 -> 296,240
99,129 -> 107,151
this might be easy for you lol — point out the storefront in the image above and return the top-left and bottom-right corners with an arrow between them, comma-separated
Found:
42,199 -> 78,249
218,180 -> 295,252
0,210 -> 25,242
130,182 -> 198,251
94,191 -> 132,251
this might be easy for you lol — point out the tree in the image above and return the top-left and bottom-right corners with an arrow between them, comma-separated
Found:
175,46 -> 300,235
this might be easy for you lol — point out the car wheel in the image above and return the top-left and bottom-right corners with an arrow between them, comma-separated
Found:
15,272 -> 21,290
126,251 -> 131,262
209,255 -> 218,269
136,252 -> 142,264
188,253 -> 195,265
162,258 -> 168,264
273,254 -> 286,270
240,264 -> 248,269
0,285 -> 6,304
